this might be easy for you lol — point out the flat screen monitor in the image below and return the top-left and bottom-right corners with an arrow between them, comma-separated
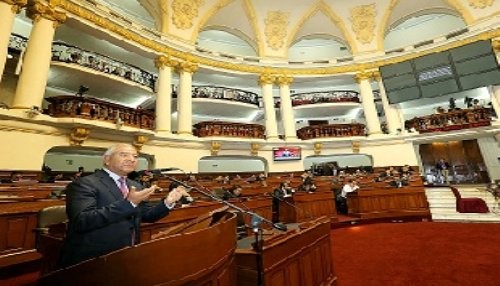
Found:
273,147 -> 301,161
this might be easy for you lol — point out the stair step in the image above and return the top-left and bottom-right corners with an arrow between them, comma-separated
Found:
425,185 -> 500,222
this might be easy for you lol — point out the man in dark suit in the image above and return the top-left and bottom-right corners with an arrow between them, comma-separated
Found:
59,143 -> 184,267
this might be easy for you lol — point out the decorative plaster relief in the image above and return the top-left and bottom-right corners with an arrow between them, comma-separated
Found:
171,0 -> 203,30
264,11 -> 289,51
350,3 -> 376,44
468,0 -> 494,9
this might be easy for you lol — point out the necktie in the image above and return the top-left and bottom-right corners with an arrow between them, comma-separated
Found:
118,177 -> 129,198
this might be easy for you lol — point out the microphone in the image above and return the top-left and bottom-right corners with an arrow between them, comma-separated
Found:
143,168 -> 182,175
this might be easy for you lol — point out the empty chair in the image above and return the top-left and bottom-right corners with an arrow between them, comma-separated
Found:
450,187 -> 489,213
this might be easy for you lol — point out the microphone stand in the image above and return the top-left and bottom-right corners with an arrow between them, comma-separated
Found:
269,192 -> 314,220
164,176 -> 287,286
163,175 -> 287,232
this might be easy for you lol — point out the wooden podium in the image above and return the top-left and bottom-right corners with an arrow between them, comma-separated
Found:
37,209 -> 238,286
280,191 -> 337,223
235,217 -> 337,286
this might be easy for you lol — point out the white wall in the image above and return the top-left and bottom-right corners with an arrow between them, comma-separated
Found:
477,136 -> 500,182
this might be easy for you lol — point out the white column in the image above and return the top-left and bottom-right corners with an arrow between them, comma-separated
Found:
176,61 -> 197,136
355,72 -> 382,135
277,76 -> 296,140
373,71 -> 401,134
259,74 -> 279,140
490,85 -> 500,118
154,56 -> 177,134
0,0 -> 26,83
12,2 -> 66,109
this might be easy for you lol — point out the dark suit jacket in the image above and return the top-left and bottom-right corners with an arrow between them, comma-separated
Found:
59,169 -> 170,267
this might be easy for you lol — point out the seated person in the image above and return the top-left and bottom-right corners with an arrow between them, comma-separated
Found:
222,185 -> 243,200
168,181 -> 194,206
400,164 -> 412,176
336,179 -> 359,215
298,177 -> 317,193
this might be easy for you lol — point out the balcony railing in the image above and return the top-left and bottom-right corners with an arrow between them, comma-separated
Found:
51,42 -> 157,90
193,121 -> 265,139
44,95 -> 155,130
405,107 -> 493,133
191,85 -> 260,107
275,90 -> 360,108
8,34 -> 28,54
297,123 -> 366,139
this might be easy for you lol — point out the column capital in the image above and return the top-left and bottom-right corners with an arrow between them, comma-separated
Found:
1,0 -> 27,13
354,71 -> 372,84
276,75 -> 294,86
493,39 -> 500,53
372,71 -> 381,81
258,73 -> 275,86
26,0 -> 67,28
176,61 -> 198,74
154,55 -> 178,69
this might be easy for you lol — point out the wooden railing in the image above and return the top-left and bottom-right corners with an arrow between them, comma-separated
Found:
44,96 -> 155,130
193,121 -> 266,139
405,107 -> 493,133
297,123 -> 366,139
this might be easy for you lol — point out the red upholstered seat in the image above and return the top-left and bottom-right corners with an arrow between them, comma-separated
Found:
450,187 -> 489,213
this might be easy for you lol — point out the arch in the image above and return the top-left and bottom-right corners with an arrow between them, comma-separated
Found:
191,0 -> 238,43
43,146 -> 153,173
288,1 -> 358,55
377,0 -> 473,51
289,34 -> 352,61
197,25 -> 258,56
303,153 -> 374,172
198,155 -> 268,174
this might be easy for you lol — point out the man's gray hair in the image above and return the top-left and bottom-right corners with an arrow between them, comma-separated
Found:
103,143 -> 135,157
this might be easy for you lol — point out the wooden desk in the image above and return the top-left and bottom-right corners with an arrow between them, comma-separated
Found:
38,211 -> 238,286
280,191 -> 337,223
235,217 -> 337,286
347,187 -> 430,219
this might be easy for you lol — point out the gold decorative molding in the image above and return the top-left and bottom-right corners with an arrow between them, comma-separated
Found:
26,0 -> 66,28
171,0 -> 203,30
258,73 -> 275,86
354,71 -> 372,83
350,3 -> 376,45
264,11 -> 289,51
132,135 -> 148,151
371,71 -> 381,81
467,0 -> 494,9
154,55 -> 179,69
352,141 -> 361,153
176,61 -> 198,74
1,0 -> 27,13
276,75 -> 294,86
313,142 -> 322,155
69,127 -> 90,146
493,40 -> 500,53
211,141 -> 221,156
250,142 -> 260,156
57,1 -> 500,76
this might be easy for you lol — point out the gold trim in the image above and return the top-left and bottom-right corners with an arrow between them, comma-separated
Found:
211,140 -> 221,155
243,0 -> 264,57
132,135 -> 148,151
276,75 -> 293,86
154,55 -> 179,69
69,127 -> 90,146
354,71 -> 372,83
176,61 -> 199,73
250,142 -> 260,156
191,0 -> 233,43
26,0 -> 66,26
493,39 -> 500,53
1,0 -> 27,13
313,142 -> 322,155
58,1 -> 499,76
258,73 -> 275,86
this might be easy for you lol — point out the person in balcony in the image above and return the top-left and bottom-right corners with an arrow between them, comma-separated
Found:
436,158 -> 451,184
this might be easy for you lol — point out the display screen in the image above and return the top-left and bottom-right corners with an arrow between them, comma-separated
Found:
273,147 -> 301,161
380,40 -> 500,104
